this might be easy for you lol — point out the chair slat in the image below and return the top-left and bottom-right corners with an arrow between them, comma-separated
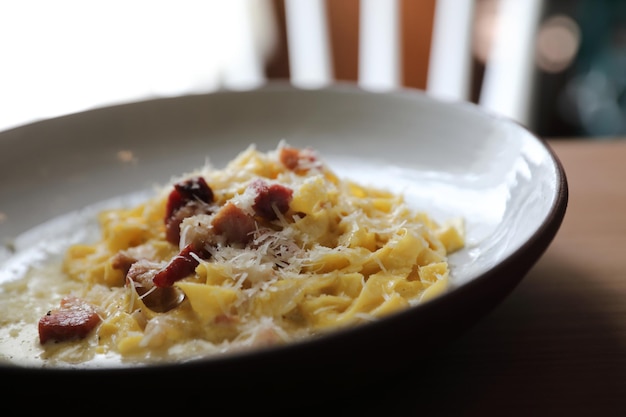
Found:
284,0 -> 333,88
426,0 -> 476,102
479,0 -> 545,126
358,0 -> 401,91
221,0 -> 271,90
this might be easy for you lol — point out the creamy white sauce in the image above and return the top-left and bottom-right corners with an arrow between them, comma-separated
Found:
0,192 -> 149,369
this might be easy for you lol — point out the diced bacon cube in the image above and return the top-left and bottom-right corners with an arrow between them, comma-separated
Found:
38,296 -> 101,344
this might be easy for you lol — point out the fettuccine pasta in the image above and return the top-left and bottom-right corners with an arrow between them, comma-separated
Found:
38,142 -> 464,364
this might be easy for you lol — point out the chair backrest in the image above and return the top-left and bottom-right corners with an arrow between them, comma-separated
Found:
280,0 -> 546,129
0,0 -> 545,132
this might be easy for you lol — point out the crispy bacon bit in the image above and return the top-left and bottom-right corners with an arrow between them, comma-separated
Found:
250,179 -> 293,220
165,176 -> 214,245
166,202 -> 210,245
127,259 -> 185,311
279,146 -> 318,173
165,176 -> 214,219
110,251 -> 138,275
212,202 -> 256,245
38,296 -> 101,344
179,214 -> 216,251
126,259 -> 161,286
111,245 -> 160,275
153,244 -> 201,288
279,146 -> 301,171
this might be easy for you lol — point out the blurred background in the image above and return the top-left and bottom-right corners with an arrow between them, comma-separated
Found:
0,0 -> 624,138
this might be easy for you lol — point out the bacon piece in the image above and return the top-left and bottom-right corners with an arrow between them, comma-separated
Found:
212,202 -> 256,245
38,296 -> 101,344
250,179 -> 293,220
164,177 -> 214,245
279,146 -> 301,171
279,146 -> 319,173
152,244 -> 200,288
110,251 -> 139,276
126,259 -> 162,288
110,244 -> 160,275
165,201 -> 212,245
165,176 -> 214,219
179,214 -> 215,250
127,259 -> 185,311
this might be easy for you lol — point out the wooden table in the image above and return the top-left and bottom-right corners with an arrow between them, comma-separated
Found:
318,139 -> 626,416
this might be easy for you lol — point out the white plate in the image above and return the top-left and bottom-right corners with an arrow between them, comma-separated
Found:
0,83 -> 568,409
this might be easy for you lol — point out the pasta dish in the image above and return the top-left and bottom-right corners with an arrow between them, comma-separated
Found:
2,142 -> 464,366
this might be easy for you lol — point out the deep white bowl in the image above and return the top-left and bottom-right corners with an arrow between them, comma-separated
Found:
0,84 -> 567,411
